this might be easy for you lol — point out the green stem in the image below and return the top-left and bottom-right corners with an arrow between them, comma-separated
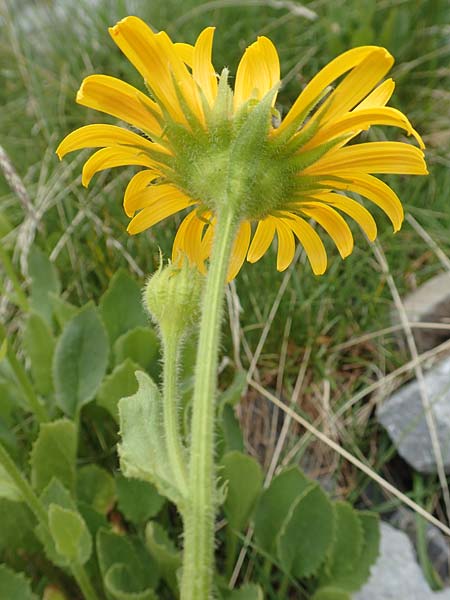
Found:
71,562 -> 100,600
0,324 -> 49,423
162,332 -> 188,496
0,442 -> 48,524
180,206 -> 238,600
0,245 -> 29,312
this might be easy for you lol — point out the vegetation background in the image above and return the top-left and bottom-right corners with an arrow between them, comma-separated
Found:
1,0 -> 450,597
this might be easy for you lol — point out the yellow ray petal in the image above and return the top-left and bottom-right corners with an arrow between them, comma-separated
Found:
275,219 -> 295,271
299,202 -> 354,258
193,27 -> 217,106
76,74 -> 162,136
82,147 -> 159,187
305,107 -> 424,150
56,124 -> 162,159
280,214 -> 327,275
313,48 -> 394,126
125,183 -> 192,217
123,169 -> 161,217
355,78 -> 395,110
110,16 -> 197,121
311,192 -> 377,241
172,209 -> 209,270
174,42 -> 194,66
200,217 -> 216,269
234,36 -> 280,110
227,220 -> 252,281
247,218 -> 276,263
279,46 -> 382,134
318,172 -> 404,231
127,194 -> 195,235
305,141 -> 428,175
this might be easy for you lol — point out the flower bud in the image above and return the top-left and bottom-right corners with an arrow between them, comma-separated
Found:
144,258 -> 203,338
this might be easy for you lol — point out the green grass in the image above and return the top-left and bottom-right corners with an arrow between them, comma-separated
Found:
1,0 -> 450,595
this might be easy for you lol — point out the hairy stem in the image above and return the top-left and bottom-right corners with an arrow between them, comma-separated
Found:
180,206 -> 237,599
162,331 -> 188,497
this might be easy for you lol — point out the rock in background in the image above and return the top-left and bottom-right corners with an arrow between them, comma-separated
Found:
354,523 -> 450,600
377,355 -> 450,473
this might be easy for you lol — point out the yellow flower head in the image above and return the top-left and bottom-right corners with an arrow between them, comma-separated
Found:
57,16 -> 427,280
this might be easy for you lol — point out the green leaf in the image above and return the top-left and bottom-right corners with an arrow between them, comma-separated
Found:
0,499 -> 37,553
118,371 -> 183,508
104,564 -> 158,600
23,312 -> 55,397
48,504 -> 92,564
28,246 -> 60,326
78,501 -> 108,538
53,304 -> 109,417
113,327 -> 159,373
97,528 -> 159,599
218,371 -> 247,410
0,564 -> 37,600
254,466 -> 311,554
76,465 -> 116,514
35,478 -> 77,567
332,512 -> 379,592
221,584 -> 264,600
97,359 -> 139,423
0,338 -> 7,362
0,462 -> 22,501
277,483 -> 335,579
218,404 -> 244,456
30,419 -> 77,494
221,451 -> 263,532
145,521 -> 180,596
49,292 -> 79,330
40,477 -> 76,511
311,587 -> 351,600
116,474 -> 165,524
99,269 -> 147,344
320,502 -> 363,588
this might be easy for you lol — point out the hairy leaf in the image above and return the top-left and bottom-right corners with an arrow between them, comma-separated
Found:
30,419 -> 77,494
53,304 -> 109,417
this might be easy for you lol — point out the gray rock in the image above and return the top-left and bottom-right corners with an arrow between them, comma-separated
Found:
396,272 -> 450,353
377,356 -> 450,473
390,508 -> 450,584
354,522 -> 450,599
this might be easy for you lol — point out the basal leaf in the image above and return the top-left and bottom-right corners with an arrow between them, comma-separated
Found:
277,483 -> 335,579
116,474 -> 165,524
96,359 -> 139,423
104,564 -> 158,600
48,504 -> 92,565
0,462 -> 22,501
254,466 -> 311,554
97,528 -> 159,598
23,312 -> 55,397
311,587 -> 351,600
35,478 -> 77,567
331,511 -> 380,592
113,327 -> 159,373
28,246 -> 60,326
0,564 -> 37,600
145,521 -> 180,597
320,502 -> 363,588
30,419 -> 77,494
53,303 -> 109,417
99,269 -> 147,344
221,451 -> 263,532
76,465 -> 116,514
